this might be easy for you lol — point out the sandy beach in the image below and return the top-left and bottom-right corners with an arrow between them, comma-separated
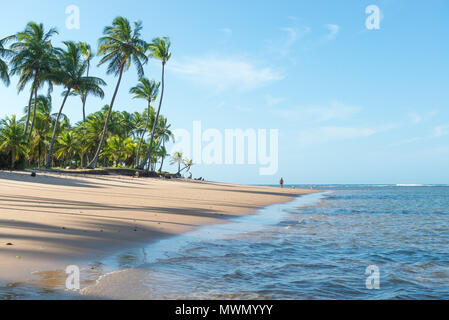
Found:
0,171 -> 315,287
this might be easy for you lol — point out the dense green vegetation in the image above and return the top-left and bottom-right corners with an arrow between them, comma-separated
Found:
0,17 -> 189,174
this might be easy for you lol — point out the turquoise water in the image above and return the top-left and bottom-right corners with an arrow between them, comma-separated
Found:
2,185 -> 449,299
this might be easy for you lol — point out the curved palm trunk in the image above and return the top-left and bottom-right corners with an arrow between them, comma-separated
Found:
24,86 -> 34,136
45,89 -> 71,168
81,62 -> 90,122
140,62 -> 165,170
159,157 -> 165,172
82,95 -> 87,122
135,101 -> 151,168
159,143 -> 166,173
28,87 -> 38,141
87,65 -> 124,169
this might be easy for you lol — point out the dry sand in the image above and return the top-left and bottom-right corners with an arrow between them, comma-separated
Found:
0,171 -> 316,285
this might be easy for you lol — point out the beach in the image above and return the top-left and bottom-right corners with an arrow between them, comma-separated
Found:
0,171 -> 315,289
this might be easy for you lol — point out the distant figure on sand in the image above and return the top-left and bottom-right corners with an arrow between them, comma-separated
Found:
280,178 -> 284,188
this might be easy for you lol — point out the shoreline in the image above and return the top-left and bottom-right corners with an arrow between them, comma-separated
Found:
0,171 -> 318,292
81,192 -> 326,299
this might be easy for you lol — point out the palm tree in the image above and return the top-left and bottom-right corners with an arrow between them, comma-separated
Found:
170,151 -> 183,175
156,145 -> 168,172
0,36 -> 14,86
22,94 -> 57,167
9,22 -> 59,137
156,116 -> 173,172
105,136 -> 135,167
0,115 -> 27,168
55,131 -> 78,167
87,16 -> 148,169
180,158 -> 194,175
77,42 -> 94,121
141,37 -> 171,170
45,41 -> 105,168
129,78 -> 160,167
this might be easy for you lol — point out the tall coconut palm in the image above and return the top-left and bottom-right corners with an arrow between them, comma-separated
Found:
129,78 -> 160,167
0,36 -> 14,86
141,37 -> 171,170
9,22 -> 59,137
45,41 -> 105,168
0,115 -> 27,168
77,42 -> 94,121
87,17 -> 148,169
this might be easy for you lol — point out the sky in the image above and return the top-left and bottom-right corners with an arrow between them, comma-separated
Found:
0,0 -> 448,184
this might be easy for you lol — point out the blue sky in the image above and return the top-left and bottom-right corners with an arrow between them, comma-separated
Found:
1,0 -> 448,184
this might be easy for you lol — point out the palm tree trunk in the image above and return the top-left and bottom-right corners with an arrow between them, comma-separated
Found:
10,148 -> 15,169
45,89 -> 71,168
87,65 -> 124,169
82,62 -> 89,122
24,86 -> 34,136
140,62 -> 165,170
82,95 -> 87,122
159,156 -> 165,173
28,87 -> 38,141
38,142 -> 41,169
135,101 -> 151,168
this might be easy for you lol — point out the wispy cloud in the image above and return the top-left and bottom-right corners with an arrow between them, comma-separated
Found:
219,28 -> 233,42
433,125 -> 449,138
169,56 -> 284,92
279,26 -> 310,56
274,101 -> 361,122
407,110 -> 438,124
298,126 -> 376,148
220,28 -> 232,36
324,24 -> 340,41
304,101 -> 360,122
266,26 -> 310,64
265,94 -> 286,107
389,124 -> 449,147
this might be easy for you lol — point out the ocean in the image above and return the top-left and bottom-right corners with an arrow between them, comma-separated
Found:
2,185 -> 449,299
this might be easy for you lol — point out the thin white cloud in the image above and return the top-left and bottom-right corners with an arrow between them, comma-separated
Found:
298,126 -> 376,148
274,101 -> 361,122
407,110 -> 437,124
169,56 -> 284,92
265,94 -> 285,107
220,28 -> 232,40
389,124 -> 448,147
324,24 -> 340,41
279,26 -> 310,56
304,101 -> 360,122
433,125 -> 449,138
220,28 -> 232,37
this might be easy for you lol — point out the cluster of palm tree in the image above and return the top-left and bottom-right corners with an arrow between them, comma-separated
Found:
0,17 -> 181,173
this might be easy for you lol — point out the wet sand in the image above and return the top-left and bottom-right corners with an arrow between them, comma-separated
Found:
0,171 -> 316,286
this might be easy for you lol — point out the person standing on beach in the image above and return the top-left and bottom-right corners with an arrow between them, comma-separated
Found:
280,177 -> 284,188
